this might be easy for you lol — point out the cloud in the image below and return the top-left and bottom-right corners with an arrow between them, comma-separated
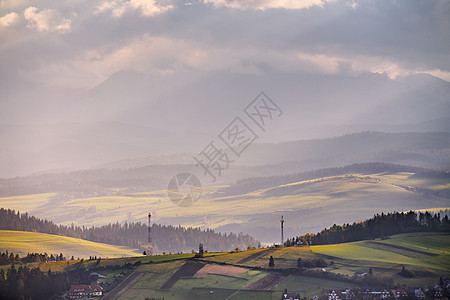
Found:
0,12 -> 19,28
66,32 -> 415,91
23,6 -> 71,34
0,0 -> 28,10
202,0 -> 334,10
95,0 -> 173,18
1,0 -> 448,100
72,35 -> 209,85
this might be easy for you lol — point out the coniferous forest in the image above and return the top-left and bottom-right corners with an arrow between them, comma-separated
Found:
285,210 -> 450,246
0,264 -> 70,300
0,208 -> 258,253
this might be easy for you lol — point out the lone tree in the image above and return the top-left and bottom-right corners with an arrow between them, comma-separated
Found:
199,243 -> 204,257
269,256 -> 275,268
195,244 -> 204,258
297,257 -> 303,268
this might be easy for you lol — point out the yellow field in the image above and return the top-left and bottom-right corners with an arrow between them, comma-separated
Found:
0,193 -> 56,212
0,230 -> 141,259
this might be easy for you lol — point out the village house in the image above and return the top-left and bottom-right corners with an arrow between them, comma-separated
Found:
89,272 -> 107,285
327,290 -> 341,300
68,284 -> 103,299
341,289 -> 356,300
282,289 -> 300,300
326,289 -> 356,300
432,290 -> 443,300
392,289 -> 408,299
362,289 -> 391,299
414,288 -> 425,300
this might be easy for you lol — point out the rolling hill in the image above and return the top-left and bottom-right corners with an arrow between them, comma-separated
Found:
1,164 -> 448,244
55,232 -> 449,299
0,230 -> 141,259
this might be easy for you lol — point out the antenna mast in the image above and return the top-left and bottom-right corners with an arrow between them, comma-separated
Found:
281,215 -> 284,246
148,213 -> 152,255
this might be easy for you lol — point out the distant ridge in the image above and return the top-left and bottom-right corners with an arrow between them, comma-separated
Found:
219,162 -> 450,196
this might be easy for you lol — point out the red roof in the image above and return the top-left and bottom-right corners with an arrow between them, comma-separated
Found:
69,284 -> 103,294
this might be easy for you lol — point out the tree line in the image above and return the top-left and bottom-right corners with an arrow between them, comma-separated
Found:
0,251 -> 66,266
0,265 -> 70,299
0,208 -> 259,253
285,210 -> 450,246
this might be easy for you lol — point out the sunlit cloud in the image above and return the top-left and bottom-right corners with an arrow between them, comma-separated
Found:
203,0 -> 334,10
345,0 -> 358,9
0,12 -> 19,28
0,0 -> 448,96
296,51 -> 415,79
424,69 -> 450,83
23,6 -> 71,34
95,0 -> 173,18
65,35 -> 420,91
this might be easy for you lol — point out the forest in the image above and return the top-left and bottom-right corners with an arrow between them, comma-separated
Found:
0,264 -> 70,300
0,251 -> 66,266
285,210 -> 450,246
0,208 -> 259,253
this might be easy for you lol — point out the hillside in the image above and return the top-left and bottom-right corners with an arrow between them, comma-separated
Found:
30,232 -> 447,299
1,231 -> 448,299
1,164 -> 449,244
1,132 -> 449,195
288,210 -> 449,246
0,209 -> 258,254
0,230 -> 140,258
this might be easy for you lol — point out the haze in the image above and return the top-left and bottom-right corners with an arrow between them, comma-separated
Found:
0,0 -> 449,177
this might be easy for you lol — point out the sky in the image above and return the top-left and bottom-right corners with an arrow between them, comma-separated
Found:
0,0 -> 449,94
0,0 -> 449,177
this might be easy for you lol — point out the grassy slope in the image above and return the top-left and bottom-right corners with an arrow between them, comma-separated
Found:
311,232 -> 449,270
0,230 -> 141,259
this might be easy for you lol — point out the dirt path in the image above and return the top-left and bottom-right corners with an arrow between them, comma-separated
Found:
246,273 -> 289,290
102,271 -> 145,300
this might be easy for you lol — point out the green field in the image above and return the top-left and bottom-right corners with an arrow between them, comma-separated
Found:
1,232 -> 447,298
0,230 -> 141,259
1,172 -> 448,244
200,232 -> 450,287
65,232 -> 447,299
